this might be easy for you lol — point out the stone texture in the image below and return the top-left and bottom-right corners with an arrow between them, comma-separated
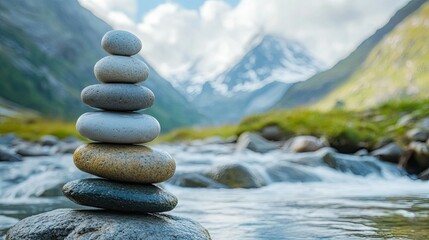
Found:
102,30 -> 142,56
73,143 -> 176,183
76,112 -> 160,144
63,178 -> 177,212
81,84 -> 154,111
6,209 -> 211,240
0,145 -> 22,162
94,56 -> 149,83
371,142 -> 405,163
283,136 -> 326,153
205,163 -> 267,188
236,132 -> 278,153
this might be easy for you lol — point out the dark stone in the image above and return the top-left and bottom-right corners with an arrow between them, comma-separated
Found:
419,168 -> 429,180
205,163 -> 266,188
6,209 -> 211,240
408,141 -> 429,170
82,84 -> 154,111
0,146 -> 22,162
168,172 -> 226,188
236,132 -> 278,153
39,135 -> 59,146
63,178 -> 178,213
406,128 -> 429,142
266,163 -> 321,182
0,133 -> 18,146
260,125 -> 283,141
371,143 -> 404,163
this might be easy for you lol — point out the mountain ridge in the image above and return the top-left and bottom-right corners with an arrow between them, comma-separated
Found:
274,0 -> 427,109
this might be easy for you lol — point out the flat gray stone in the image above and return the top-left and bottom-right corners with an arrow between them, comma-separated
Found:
94,56 -> 149,83
6,209 -> 211,240
76,112 -> 160,144
63,178 -> 177,212
102,30 -> 142,56
82,84 -> 154,111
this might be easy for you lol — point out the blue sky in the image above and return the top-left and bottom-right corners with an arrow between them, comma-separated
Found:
136,0 -> 239,19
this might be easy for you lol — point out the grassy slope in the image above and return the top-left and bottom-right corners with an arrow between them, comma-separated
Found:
274,0 -> 427,109
161,98 -> 429,149
316,2 -> 429,110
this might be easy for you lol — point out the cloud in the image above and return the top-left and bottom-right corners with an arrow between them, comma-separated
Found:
79,0 -> 409,84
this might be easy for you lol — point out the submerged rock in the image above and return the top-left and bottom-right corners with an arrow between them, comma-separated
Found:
6,209 -> 211,240
0,146 -> 22,162
266,163 -> 321,182
371,143 -> 405,163
39,135 -> 59,146
283,136 -> 326,153
205,163 -> 267,188
169,172 -> 226,188
236,132 -> 278,153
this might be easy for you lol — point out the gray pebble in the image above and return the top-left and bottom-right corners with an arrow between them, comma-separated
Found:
82,84 -> 154,111
94,56 -> 149,83
102,30 -> 142,56
76,112 -> 160,144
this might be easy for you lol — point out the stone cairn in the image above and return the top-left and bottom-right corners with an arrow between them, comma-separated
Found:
6,30 -> 210,240
62,30 -> 178,213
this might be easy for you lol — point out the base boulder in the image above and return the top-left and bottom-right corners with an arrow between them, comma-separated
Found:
6,209 -> 211,240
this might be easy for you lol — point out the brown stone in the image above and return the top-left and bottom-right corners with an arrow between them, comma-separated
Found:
73,143 -> 176,183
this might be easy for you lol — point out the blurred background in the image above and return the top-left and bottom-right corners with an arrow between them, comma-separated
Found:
0,0 -> 429,239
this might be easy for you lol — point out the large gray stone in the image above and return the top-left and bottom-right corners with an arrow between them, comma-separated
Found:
94,56 -> 149,83
205,163 -> 267,188
283,135 -> 326,153
236,132 -> 278,153
0,146 -> 22,162
82,84 -> 154,111
6,209 -> 211,240
406,128 -> 429,142
76,112 -> 160,144
101,30 -> 142,56
370,142 -> 404,163
63,178 -> 177,213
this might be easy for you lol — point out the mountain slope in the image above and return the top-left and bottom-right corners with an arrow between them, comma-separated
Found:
194,35 -> 323,124
274,0 -> 427,109
315,1 -> 429,109
0,0 -> 202,131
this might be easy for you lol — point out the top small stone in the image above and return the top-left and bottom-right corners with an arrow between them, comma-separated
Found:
102,30 -> 142,56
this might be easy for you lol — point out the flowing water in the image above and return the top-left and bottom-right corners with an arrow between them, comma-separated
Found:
0,142 -> 428,239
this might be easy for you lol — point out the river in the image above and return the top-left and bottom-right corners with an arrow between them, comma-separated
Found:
1,141 -> 428,239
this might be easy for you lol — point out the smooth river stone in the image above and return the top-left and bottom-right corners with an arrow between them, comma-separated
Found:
73,143 -> 176,183
63,178 -> 177,212
94,56 -> 149,83
76,112 -> 160,144
102,30 -> 142,56
81,84 -> 154,111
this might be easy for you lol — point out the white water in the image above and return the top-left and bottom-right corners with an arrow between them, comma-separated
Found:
1,142 -> 428,239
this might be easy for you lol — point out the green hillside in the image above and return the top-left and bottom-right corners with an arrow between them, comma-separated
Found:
274,0 -> 427,109
316,1 -> 429,109
0,0 -> 202,132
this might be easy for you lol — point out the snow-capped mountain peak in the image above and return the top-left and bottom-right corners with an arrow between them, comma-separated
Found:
212,35 -> 324,95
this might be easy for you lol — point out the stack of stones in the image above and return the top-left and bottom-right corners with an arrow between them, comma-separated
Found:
63,30 -> 178,213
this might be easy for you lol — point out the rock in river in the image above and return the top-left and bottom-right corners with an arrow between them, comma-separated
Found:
76,112 -> 160,144
63,178 -> 177,213
74,143 -> 176,183
82,84 -> 155,111
236,132 -> 278,153
6,209 -> 211,240
94,55 -> 149,83
102,30 -> 142,56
